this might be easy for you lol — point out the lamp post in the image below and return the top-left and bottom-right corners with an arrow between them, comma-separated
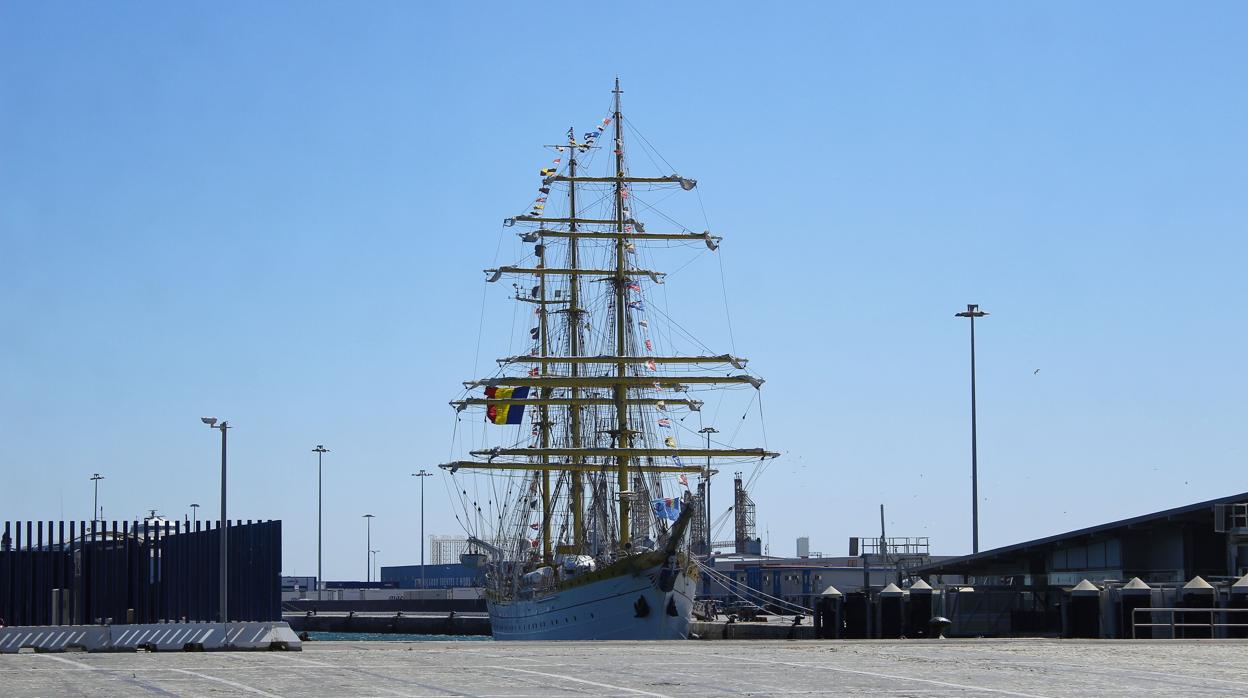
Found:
201,417 -> 230,623
697,427 -> 718,556
190,503 -> 200,528
954,304 -> 988,554
312,445 -> 329,600
411,470 -> 433,589
89,473 -> 105,527
363,514 -> 375,583
371,549 -> 380,585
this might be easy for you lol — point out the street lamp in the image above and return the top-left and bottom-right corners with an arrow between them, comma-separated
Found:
190,503 -> 200,528
371,549 -> 380,585
697,427 -> 718,556
363,514 -> 375,583
89,473 -> 105,527
411,470 -> 433,589
954,304 -> 989,554
312,445 -> 330,600
201,416 -> 230,623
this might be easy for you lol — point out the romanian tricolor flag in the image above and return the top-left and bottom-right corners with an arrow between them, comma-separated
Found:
485,386 -> 529,425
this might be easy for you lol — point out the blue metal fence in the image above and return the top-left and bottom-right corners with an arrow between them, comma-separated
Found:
0,519 -> 281,626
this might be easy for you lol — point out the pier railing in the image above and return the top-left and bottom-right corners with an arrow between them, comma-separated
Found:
1132,607 -> 1248,638
0,519 -> 281,626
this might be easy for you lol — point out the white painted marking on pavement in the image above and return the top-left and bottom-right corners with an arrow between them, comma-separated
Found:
484,665 -> 672,698
33,653 -> 94,670
645,648 -> 1054,698
171,668 -> 285,698
268,654 -> 332,667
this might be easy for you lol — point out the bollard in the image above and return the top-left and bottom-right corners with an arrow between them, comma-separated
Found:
1229,575 -> 1248,639
1064,579 -> 1101,638
843,591 -> 868,639
1119,577 -> 1152,639
816,586 -> 843,639
878,583 -> 904,638
906,579 -> 934,638
1178,576 -> 1215,639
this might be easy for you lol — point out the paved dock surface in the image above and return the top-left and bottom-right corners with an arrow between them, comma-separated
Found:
4,638 -> 1248,696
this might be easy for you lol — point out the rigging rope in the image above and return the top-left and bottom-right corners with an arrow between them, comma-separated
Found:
695,559 -> 813,614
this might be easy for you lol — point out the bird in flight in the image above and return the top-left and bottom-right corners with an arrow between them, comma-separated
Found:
1033,368 -> 1040,375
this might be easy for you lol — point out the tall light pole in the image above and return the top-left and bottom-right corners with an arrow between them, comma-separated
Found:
955,304 -> 988,554
312,445 -> 329,600
411,470 -> 433,589
363,514 -> 375,583
697,427 -> 718,556
89,473 -> 105,527
201,417 -> 230,623
190,503 -> 200,528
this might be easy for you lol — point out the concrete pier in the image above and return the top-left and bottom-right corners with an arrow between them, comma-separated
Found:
3,638 -> 1248,696
285,611 -> 490,636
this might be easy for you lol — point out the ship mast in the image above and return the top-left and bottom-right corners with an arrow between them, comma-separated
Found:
611,78 -> 632,549
538,204 -> 552,564
566,126 -> 585,553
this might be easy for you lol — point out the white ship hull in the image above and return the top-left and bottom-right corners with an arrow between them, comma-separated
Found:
488,562 -> 696,641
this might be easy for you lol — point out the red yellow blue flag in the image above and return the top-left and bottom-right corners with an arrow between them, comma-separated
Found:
484,386 -> 530,425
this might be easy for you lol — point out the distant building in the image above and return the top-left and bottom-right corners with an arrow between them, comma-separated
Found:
380,562 -> 485,589
703,537 -> 958,611
281,576 -> 317,594
428,536 -> 509,565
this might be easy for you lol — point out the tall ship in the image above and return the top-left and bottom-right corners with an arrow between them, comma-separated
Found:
439,80 -> 777,640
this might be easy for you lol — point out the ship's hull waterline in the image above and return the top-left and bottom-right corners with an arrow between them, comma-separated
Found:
488,564 -> 696,640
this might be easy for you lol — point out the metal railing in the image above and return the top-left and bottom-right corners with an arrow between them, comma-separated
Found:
1131,607 -> 1248,638
860,537 -> 930,556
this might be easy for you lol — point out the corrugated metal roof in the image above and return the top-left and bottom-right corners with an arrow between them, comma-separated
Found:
915,490 -> 1248,575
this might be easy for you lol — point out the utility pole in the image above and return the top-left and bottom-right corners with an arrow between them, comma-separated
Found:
955,304 -> 988,554
201,417 -> 230,624
698,427 -> 718,556
363,514 -> 375,583
312,445 -> 330,600
191,503 -> 199,528
89,473 -> 104,527
412,470 -> 433,589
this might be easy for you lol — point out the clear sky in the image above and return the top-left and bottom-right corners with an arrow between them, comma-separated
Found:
2,2 -> 1245,580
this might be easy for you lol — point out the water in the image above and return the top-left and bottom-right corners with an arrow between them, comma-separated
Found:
307,632 -> 491,642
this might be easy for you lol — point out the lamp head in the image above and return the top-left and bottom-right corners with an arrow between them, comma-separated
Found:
955,304 -> 989,319
201,417 -> 218,427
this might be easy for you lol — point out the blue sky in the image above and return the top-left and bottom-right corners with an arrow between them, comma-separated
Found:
2,2 -> 1245,579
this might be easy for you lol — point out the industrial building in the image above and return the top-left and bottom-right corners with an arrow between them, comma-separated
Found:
910,491 -> 1248,637
380,562 -> 484,589
916,491 -> 1248,586
702,537 -> 958,611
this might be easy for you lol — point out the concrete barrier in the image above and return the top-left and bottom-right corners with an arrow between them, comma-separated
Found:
0,622 -> 301,653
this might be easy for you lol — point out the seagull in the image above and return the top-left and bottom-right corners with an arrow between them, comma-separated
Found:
1033,368 -> 1040,375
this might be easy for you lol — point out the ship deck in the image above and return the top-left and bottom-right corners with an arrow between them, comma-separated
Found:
4,638 -> 1248,696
